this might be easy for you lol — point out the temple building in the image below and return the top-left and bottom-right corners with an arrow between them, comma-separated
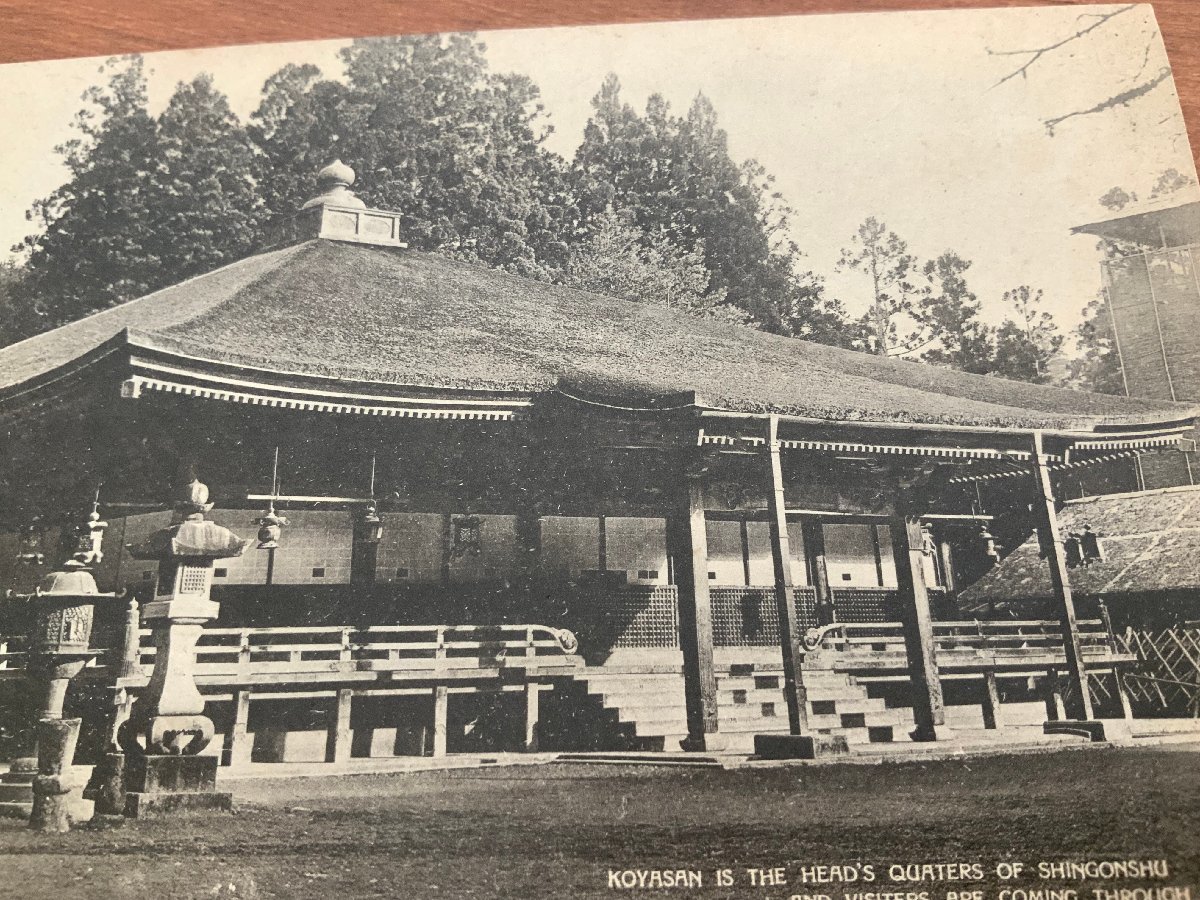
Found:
1072,199 -> 1200,491
1,162 -> 1197,764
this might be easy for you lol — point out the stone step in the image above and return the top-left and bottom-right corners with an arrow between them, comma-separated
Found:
806,697 -> 889,716
719,683 -> 866,701
0,800 -> 32,820
807,711 -> 910,731
815,725 -> 898,745
0,781 -> 35,802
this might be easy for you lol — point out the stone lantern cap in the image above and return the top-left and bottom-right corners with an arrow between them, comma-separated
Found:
34,565 -> 103,597
128,519 -> 248,561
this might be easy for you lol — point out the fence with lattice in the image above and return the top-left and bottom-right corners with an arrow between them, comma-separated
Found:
1114,626 -> 1200,717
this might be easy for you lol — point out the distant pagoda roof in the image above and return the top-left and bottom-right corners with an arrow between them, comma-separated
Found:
1072,198 -> 1200,249
960,485 -> 1200,610
1,164 -> 1197,434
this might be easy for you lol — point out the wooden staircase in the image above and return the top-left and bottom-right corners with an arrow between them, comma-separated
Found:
559,662 -> 913,753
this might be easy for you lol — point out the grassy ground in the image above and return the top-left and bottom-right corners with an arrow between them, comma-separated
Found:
0,747 -> 1197,900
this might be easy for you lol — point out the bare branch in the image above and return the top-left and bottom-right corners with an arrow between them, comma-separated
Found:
1044,67 -> 1172,135
987,4 -> 1136,89
1128,31 -> 1156,85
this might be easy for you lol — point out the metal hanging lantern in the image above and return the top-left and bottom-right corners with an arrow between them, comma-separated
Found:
359,501 -> 383,545
357,452 -> 384,544
254,504 -> 288,550
978,524 -> 1001,562
255,446 -> 288,550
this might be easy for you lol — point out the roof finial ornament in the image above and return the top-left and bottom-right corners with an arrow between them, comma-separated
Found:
302,159 -> 367,211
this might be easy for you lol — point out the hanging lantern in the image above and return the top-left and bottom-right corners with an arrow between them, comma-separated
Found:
358,501 -> 383,545
254,504 -> 288,550
978,524 -> 1001,562
72,496 -> 108,567
16,522 -> 46,566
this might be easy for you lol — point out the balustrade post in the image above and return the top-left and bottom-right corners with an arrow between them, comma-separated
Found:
981,671 -> 1002,729
1043,669 -> 1067,721
801,520 -> 836,626
221,690 -> 251,768
325,688 -> 352,764
237,631 -> 251,680
432,685 -> 449,757
524,683 -> 540,752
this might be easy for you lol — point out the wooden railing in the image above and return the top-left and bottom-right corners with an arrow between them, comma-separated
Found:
809,619 -> 1128,673
0,624 -> 581,684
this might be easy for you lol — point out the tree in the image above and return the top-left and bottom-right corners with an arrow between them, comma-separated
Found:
835,217 -> 927,356
248,36 -> 575,278
0,261 -> 29,347
570,75 -> 849,339
1068,294 -> 1125,394
994,286 -> 1063,382
918,251 -> 995,374
9,56 -> 161,338
559,209 -> 744,321
145,74 -> 263,280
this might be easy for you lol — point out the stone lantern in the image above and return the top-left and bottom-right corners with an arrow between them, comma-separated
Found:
116,478 -> 247,817
8,509 -> 116,832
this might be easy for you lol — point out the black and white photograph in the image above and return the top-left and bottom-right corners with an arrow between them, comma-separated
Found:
0,4 -> 1198,898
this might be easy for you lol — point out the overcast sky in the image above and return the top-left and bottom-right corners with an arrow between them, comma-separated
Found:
0,4 -> 1195,343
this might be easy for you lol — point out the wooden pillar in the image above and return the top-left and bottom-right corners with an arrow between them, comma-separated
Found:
432,685 -> 449,757
350,515 -> 379,588
524,683 -> 540,752
764,416 -> 808,735
890,514 -> 947,741
325,688 -> 352,764
981,671 -> 1002,730
1029,431 -> 1094,721
668,472 -> 720,751
222,689 -> 251,768
801,520 -> 835,626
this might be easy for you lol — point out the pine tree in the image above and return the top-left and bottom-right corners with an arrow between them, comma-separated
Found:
919,252 -> 995,374
835,217 -> 926,355
994,285 -> 1063,383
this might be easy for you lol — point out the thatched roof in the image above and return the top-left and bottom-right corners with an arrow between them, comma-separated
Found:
1,238 -> 1195,430
960,485 -> 1200,609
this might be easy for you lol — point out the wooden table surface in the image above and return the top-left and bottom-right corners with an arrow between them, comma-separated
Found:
1,0 -> 1197,171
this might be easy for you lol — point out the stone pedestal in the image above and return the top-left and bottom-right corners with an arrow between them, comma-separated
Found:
123,755 -> 231,818
0,757 -> 37,819
754,733 -> 849,760
1043,719 -> 1132,743
29,717 -> 81,833
85,751 -> 128,819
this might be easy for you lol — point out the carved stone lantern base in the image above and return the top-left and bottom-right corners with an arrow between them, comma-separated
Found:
29,717 -> 82,833
122,754 -> 230,818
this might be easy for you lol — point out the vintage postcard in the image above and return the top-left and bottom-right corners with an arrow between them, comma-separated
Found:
0,5 -> 1197,900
